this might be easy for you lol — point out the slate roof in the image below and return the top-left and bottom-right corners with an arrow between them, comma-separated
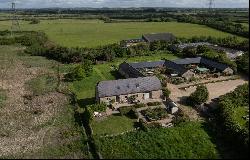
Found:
200,57 -> 230,71
128,60 -> 165,69
142,33 -> 176,43
97,76 -> 162,98
164,60 -> 187,74
173,57 -> 202,65
173,57 -> 231,71
119,62 -> 145,78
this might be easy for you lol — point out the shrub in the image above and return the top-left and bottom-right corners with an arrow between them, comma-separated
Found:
30,18 -> 40,24
147,102 -> 162,106
65,60 -> 93,81
127,108 -> 139,119
216,84 -> 249,153
119,106 -> 134,115
188,85 -> 209,106
133,103 -> 146,108
141,107 -> 168,121
162,88 -> 171,98
88,103 -> 107,113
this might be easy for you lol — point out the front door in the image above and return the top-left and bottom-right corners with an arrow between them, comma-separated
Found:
144,93 -> 150,100
116,96 -> 120,103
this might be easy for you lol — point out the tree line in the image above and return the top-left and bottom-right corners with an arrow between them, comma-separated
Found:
0,30 -> 248,75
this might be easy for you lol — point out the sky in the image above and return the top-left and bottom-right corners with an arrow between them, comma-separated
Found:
0,0 -> 249,8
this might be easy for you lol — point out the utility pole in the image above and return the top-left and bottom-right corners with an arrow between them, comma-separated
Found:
10,0 -> 20,37
208,0 -> 215,12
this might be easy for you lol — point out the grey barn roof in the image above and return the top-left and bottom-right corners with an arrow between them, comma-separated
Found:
97,76 -> 162,98
200,57 -> 230,71
128,60 -> 165,69
173,57 -> 231,71
119,62 -> 145,78
173,57 -> 202,65
164,60 -> 187,74
142,33 -> 176,43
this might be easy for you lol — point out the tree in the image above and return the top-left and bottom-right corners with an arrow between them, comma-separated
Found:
183,46 -> 197,57
188,85 -> 209,106
196,45 -> 211,54
236,52 -> 249,75
83,59 -> 93,76
162,88 -> 171,99
66,64 -> 85,81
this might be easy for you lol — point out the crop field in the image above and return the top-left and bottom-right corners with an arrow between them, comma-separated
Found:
95,122 -> 219,159
0,19 -> 244,47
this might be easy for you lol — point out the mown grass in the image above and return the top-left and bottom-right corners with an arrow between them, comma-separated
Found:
91,115 -> 136,136
0,19 -> 244,47
95,122 -> 219,159
232,106 -> 249,128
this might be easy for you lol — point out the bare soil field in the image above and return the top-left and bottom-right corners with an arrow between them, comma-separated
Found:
0,45 -> 89,158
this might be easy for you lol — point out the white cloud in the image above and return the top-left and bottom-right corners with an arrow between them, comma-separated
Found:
0,0 -> 248,8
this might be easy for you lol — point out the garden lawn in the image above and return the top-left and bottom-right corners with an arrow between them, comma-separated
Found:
232,106 -> 249,128
95,122 -> 219,159
0,19 -> 245,47
91,115 -> 136,136
70,53 -> 178,105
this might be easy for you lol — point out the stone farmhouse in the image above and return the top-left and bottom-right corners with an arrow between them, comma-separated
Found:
120,32 -> 176,48
96,76 -> 162,105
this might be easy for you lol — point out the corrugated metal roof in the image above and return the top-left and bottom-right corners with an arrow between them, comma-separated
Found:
142,33 -> 176,43
97,76 -> 162,98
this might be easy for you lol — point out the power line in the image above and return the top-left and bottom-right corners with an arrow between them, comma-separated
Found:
208,0 -> 215,10
11,0 -> 20,36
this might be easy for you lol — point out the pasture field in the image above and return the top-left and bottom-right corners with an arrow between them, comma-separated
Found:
95,122 -> 219,159
0,19 -> 244,47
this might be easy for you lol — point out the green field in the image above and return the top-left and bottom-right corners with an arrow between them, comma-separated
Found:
95,122 -> 219,159
70,52 -> 178,104
0,19 -> 244,47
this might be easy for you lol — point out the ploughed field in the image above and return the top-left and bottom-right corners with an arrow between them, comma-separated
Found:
0,19 -> 244,47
